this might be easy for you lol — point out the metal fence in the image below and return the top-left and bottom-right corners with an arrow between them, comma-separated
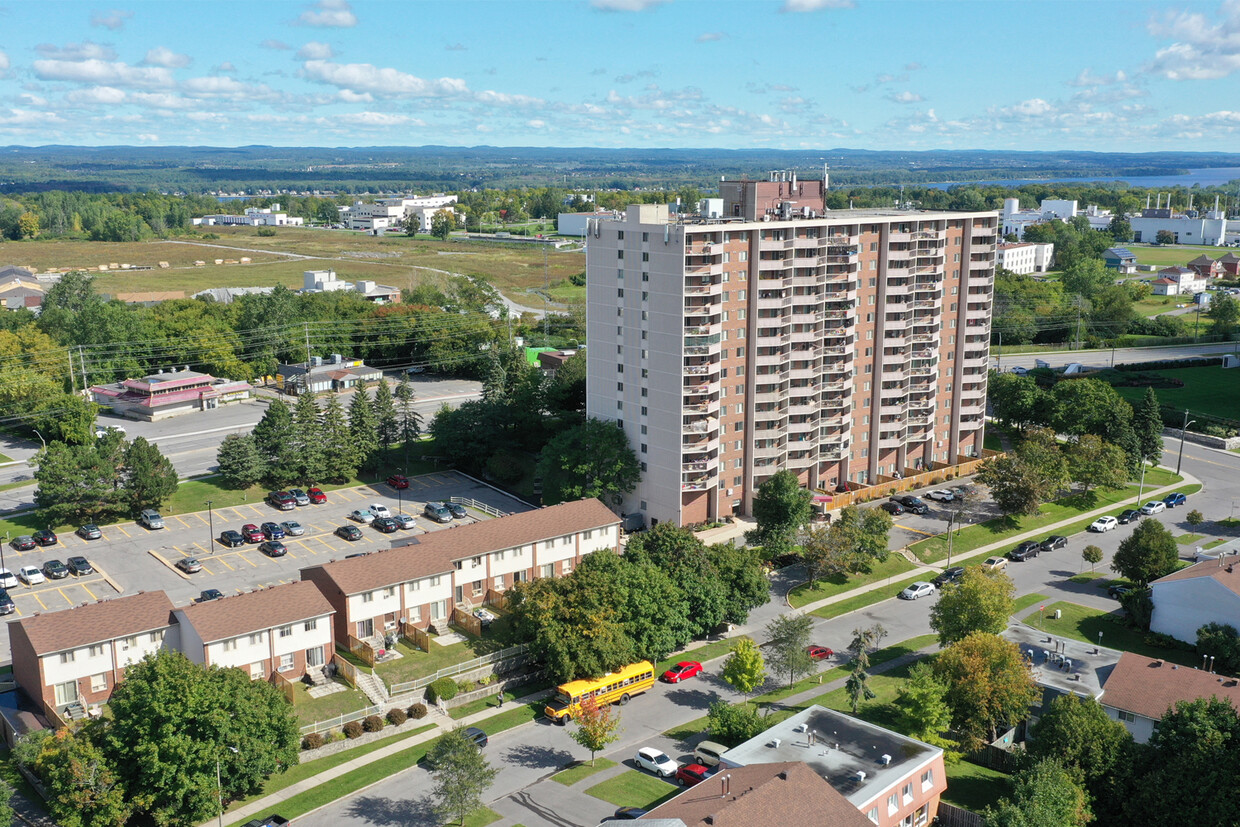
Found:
449,496 -> 507,519
299,703 -> 386,736
387,644 -> 530,698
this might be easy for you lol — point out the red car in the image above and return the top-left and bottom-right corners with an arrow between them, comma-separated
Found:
675,764 -> 711,787
307,487 -> 327,504
661,661 -> 704,683
805,645 -> 834,661
241,524 -> 264,543
386,474 -> 409,490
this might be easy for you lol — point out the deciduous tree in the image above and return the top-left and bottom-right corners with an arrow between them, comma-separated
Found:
933,632 -> 1039,752
430,208 -> 456,241
1111,518 -> 1178,586
569,695 -> 622,766
977,427 -> 1069,517
764,613 -> 814,688
427,726 -> 499,826
929,567 -> 1016,647
1207,293 -> 1240,337
1066,435 -> 1129,494
1028,694 -> 1132,794
895,661 -> 955,749
1195,622 -> 1240,674
536,418 -> 639,506
986,758 -> 1092,827
1082,545 -> 1104,572
706,700 -> 766,747
32,729 -> 127,827
721,637 -> 767,695
747,470 -> 813,556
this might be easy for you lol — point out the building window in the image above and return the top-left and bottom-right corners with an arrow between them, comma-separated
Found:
584,529 -> 594,539
60,651 -> 76,664
867,807 -> 879,824
1118,710 -> 1136,723
279,625 -> 293,638
473,581 -> 483,597
304,619 -> 318,632
541,563 -> 555,578
362,591 -> 374,604
249,634 -> 263,645
223,640 -> 238,652
89,644 -> 105,657
150,630 -> 164,644
472,556 -> 483,566
888,793 -> 899,816
90,673 -> 107,693
921,769 -> 934,790
903,782 -> 914,804
251,661 -> 265,680
278,653 -> 294,672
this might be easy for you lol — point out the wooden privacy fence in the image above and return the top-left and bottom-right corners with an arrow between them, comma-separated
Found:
484,590 -> 509,610
347,634 -> 379,667
334,654 -> 362,689
453,607 -> 482,638
272,670 -> 298,705
822,450 -> 1001,510
403,624 -> 431,653
387,644 -> 531,698
935,803 -> 984,827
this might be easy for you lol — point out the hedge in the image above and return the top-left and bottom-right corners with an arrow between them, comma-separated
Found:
428,677 -> 459,703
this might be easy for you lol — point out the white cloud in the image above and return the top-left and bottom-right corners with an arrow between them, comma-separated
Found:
887,90 -> 924,104
36,41 -> 117,61
90,9 -> 133,30
214,62 -> 237,73
336,89 -> 373,103
300,59 -> 469,97
32,58 -> 173,88
331,112 -> 426,127
66,86 -> 127,105
19,93 -> 47,107
143,47 -> 192,68
0,51 -> 8,76
130,91 -> 197,110
781,0 -> 855,11
0,108 -> 64,126
591,0 -> 667,10
297,41 -> 335,59
1067,68 -> 1128,88
137,133 -> 159,141
696,32 -> 726,42
527,119 -> 547,128
1147,1 -> 1240,80
261,39 -> 292,50
297,0 -> 358,27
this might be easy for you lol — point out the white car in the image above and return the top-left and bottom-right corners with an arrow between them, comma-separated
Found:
899,581 -> 936,600
634,747 -> 678,778
18,565 -> 45,586
925,489 -> 955,503
1140,501 -> 1167,515
0,569 -> 17,589
349,509 -> 375,524
982,556 -> 1008,572
1089,516 -> 1119,533
281,520 -> 305,536
369,504 -> 392,519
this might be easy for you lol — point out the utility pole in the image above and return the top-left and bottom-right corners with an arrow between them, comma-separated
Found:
1175,410 -> 1196,476
304,322 -> 312,368
78,345 -> 88,390
67,348 -> 76,394
995,331 -> 1002,373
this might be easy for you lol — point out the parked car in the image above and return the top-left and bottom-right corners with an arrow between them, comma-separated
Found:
285,489 -> 307,507
1140,501 -> 1167,515
10,536 -> 35,551
241,524 -> 264,542
199,589 -> 225,602
138,509 -> 165,530
463,726 -> 488,749
982,556 -> 1008,571
76,524 -> 102,541
1040,535 -> 1068,552
1117,509 -> 1141,524
219,530 -> 245,548
349,509 -> 375,524
372,517 -> 399,533
879,501 -> 905,516
1089,516 -> 1119,533
932,566 -> 965,587
67,556 -> 94,576
0,590 -> 14,615
42,560 -> 69,580
693,741 -> 727,768
675,764 -> 711,787
925,489 -> 955,502
267,491 -> 296,511
281,520 -> 305,536
394,514 -> 417,530
369,504 -> 392,519
899,581 -> 936,600
258,540 -> 287,558
1008,541 -> 1041,562
387,474 -> 410,490
176,557 -> 202,574
307,487 -> 327,504
33,529 -> 58,547
661,661 -> 704,683
805,644 -> 835,659
892,495 -> 929,515
448,502 -> 468,519
609,807 -> 649,820
0,570 -> 18,590
1108,584 -> 1132,599
260,522 -> 286,540
1162,492 -> 1187,508
634,747 -> 677,777
18,565 -> 44,586
335,525 -> 363,541
424,502 -> 452,523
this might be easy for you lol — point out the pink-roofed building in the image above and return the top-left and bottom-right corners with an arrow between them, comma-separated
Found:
90,367 -> 251,421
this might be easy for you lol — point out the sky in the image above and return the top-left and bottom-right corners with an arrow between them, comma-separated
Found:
0,0 -> 1238,151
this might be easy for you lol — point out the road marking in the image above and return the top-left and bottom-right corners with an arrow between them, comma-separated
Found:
248,505 -> 265,516
57,587 -> 72,605
895,524 -> 937,537
115,525 -> 131,538
200,563 -> 215,575
82,584 -> 97,601
174,515 -> 191,530
31,592 -> 47,610
228,508 -> 247,520
192,542 -> 207,554
193,513 -> 210,525
239,554 -> 257,568
215,556 -> 235,571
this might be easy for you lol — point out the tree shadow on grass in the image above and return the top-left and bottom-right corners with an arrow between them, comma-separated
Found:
943,767 -> 1012,812
1058,490 -> 1100,511
344,792 -> 440,827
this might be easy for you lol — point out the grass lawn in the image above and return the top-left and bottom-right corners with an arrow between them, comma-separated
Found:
1176,533 -> 1207,545
943,760 -> 1012,813
983,431 -> 1006,452
448,678 -> 553,720
1131,245 -> 1227,268
585,770 -> 678,809
552,757 -> 618,786
1111,366 -> 1240,423
375,619 -> 517,689
1203,538 -> 1230,550
1069,572 -> 1107,583
655,637 -> 748,674
1033,601 -> 1200,667
788,556 -> 917,608
291,680 -> 372,728
0,451 -> 12,463
1131,295 -> 1181,318
456,807 -> 502,827
1011,593 -> 1050,614
811,575 -> 926,620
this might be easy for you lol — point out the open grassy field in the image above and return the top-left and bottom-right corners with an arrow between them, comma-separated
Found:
1131,295 -> 1184,317
1110,365 -> 1240,422
1130,245 -> 1230,268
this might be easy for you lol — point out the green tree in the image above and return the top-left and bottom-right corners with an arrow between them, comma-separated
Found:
1083,544 -> 1104,572
348,382 -> 380,473
216,434 -> 266,489
1108,218 -> 1132,241
546,351 -> 587,417
1066,435 -> 1129,494
431,208 -> 456,240
845,624 -> 888,714
537,418 -> 640,506
33,729 -> 128,827
934,632 -> 1040,751
579,551 -> 693,664
1061,258 -> 1112,299
986,758 -> 1092,827
710,543 -> 771,625
706,701 -> 766,747
929,567 -> 1016,647
895,661 -> 955,749
747,470 -> 813,556
34,440 -> 125,525
721,637 -> 767,695
100,650 -> 299,827
764,613 -> 814,688
319,395 -> 357,483
17,211 -> 39,239
426,726 -> 499,826
291,390 -> 326,484
1195,622 -> 1240,674
1028,694 -> 1132,794
977,427 -> 1068,517
1207,294 -> 1240,337
1111,518 -> 1178,586
371,379 -> 399,452
568,695 -> 622,767
1133,387 -> 1164,465
1185,509 -> 1204,527
122,437 -> 178,515
252,398 -> 297,484
828,505 -> 893,572
988,371 -> 1049,430
1155,229 -> 1177,245
394,374 -> 423,466
799,521 -> 853,586
623,523 -> 728,639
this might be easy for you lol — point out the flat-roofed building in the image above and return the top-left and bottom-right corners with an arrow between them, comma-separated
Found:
90,367 -> 251,421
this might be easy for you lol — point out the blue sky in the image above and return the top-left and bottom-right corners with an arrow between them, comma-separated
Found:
0,0 -> 1238,151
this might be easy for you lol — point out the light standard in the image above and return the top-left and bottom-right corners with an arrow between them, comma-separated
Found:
31,428 -> 46,450
216,745 -> 238,827
1175,410 -> 1196,476
205,501 -> 215,553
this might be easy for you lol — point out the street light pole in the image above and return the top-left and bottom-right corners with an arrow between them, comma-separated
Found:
1136,461 -> 1147,509
1175,410 -> 1196,476
205,501 -> 214,554
32,429 -> 46,450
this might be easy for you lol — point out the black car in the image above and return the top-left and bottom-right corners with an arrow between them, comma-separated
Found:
335,525 -> 363,541
463,726 -> 488,748
1008,541 -> 1041,562
67,556 -> 94,576
33,529 -> 58,547
879,501 -> 905,516
258,540 -> 287,557
372,516 -> 399,533
1039,535 -> 1068,552
932,566 -> 965,587
610,808 -> 650,820
76,524 -> 102,541
892,495 -> 929,515
219,530 -> 245,548
42,560 -> 69,579
199,589 -> 225,602
1108,584 -> 1132,599
0,590 -> 13,615
11,536 -> 35,551
1117,509 -> 1141,524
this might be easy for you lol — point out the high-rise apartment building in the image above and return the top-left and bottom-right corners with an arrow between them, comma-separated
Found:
585,172 -> 998,528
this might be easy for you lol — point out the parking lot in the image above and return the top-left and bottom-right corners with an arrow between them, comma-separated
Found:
0,470 -> 531,662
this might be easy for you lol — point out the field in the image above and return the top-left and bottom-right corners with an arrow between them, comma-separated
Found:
1109,365 -> 1240,422
1130,245 -> 1232,268
5,225 -> 587,307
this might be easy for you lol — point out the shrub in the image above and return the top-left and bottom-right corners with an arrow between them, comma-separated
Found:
477,674 -> 494,686
363,714 -> 385,733
302,732 -> 325,750
457,679 -> 476,693
256,227 -> 276,237
408,702 -> 429,719
343,721 -> 363,739
428,677 -> 458,703
386,708 -> 408,726
1186,509 -> 1205,527
485,450 -> 525,484
569,271 -> 586,286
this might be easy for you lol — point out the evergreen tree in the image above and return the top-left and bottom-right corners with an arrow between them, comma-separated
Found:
395,374 -> 423,466
1133,387 -> 1164,465
348,382 -> 379,473
320,395 -> 357,483
372,379 -> 399,451
122,437 -> 178,515
251,399 -> 296,484
216,434 -> 266,489
481,350 -> 509,402
291,391 -> 325,484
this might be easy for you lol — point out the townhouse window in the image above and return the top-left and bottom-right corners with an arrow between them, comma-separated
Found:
249,634 -> 263,645
362,592 -> 374,603
252,661 -> 266,679
888,793 -> 899,816
494,576 -> 504,589
1118,710 -> 1136,723
278,654 -> 294,672
279,625 -> 293,639
409,579 -> 421,591
120,637 -> 136,651
304,619 -> 318,632
868,807 -> 879,824
473,581 -> 483,597
497,550 -> 506,560
223,640 -> 238,652
431,575 -> 443,586
60,651 -> 76,664
89,644 -> 105,657
91,673 -> 107,693
541,563 -> 555,578
921,769 -> 934,790
472,556 -> 483,566
903,782 -> 914,804
584,529 -> 594,539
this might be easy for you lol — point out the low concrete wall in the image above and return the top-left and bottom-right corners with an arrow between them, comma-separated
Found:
1162,428 -> 1240,451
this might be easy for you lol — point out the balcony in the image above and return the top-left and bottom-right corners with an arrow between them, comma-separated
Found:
683,417 -> 718,435
753,442 -> 785,459
684,363 -> 719,378
684,322 -> 722,337
682,459 -> 714,474
684,281 -> 722,297
682,435 -> 720,455
821,395 -> 849,410
683,380 -> 720,398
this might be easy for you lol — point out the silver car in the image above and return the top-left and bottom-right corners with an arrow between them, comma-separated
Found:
281,520 -> 305,536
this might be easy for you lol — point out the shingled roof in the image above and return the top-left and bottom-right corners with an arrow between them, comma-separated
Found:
1152,558 -> 1240,598
301,498 -> 619,596
14,591 -> 175,655
176,581 -> 334,644
1102,652 -> 1240,721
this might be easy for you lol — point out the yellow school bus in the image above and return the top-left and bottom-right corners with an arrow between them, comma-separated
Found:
544,661 -> 656,724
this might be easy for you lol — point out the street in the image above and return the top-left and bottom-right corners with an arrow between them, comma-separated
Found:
994,341 -> 1239,373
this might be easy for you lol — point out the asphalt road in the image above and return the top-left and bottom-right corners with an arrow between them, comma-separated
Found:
994,341 -> 1239,373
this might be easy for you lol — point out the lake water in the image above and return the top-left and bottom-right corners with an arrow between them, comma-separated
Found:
925,167 -> 1240,190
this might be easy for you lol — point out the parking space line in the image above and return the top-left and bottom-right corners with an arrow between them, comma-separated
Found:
200,563 -> 215,576
82,583 -> 97,601
215,556 -> 236,571
114,525 -> 131,538
227,507 -> 247,520
248,505 -> 266,516
238,554 -> 257,568
193,513 -> 210,525
191,542 -> 208,554
58,587 -> 72,604
173,515 -> 191,529
31,592 -> 47,610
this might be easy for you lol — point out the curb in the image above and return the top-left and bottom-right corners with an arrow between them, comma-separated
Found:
94,563 -> 125,594
148,549 -> 191,581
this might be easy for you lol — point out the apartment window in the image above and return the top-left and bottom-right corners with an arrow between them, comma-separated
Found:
869,261 -> 877,271
950,302 -> 958,311
641,387 -> 647,397
616,382 -> 624,391
865,365 -> 872,374
617,230 -> 624,240
733,458 -> 743,469
617,269 -> 623,279
734,440 -> 742,450
733,475 -> 743,486
868,295 -> 875,305
868,807 -> 880,824
641,310 -> 648,320
617,400 -> 623,410
640,424 -> 647,434
722,272 -> 730,282
1118,710 -> 1137,723
304,619 -> 318,632
739,251 -> 747,261
865,346 -> 873,356
953,252 -> 961,262
641,231 -> 648,241
888,793 -> 899,816
60,651 -> 76,664
249,633 -> 263,645
278,625 -> 293,639
641,252 -> 649,262
862,447 -> 869,457
921,769 -> 934,790
640,443 -> 647,454
722,311 -> 729,322
251,661 -> 265,680
640,462 -> 647,471
951,286 -> 958,295
735,384 -> 745,395
617,288 -> 624,298
735,404 -> 744,414
863,414 -> 870,424
641,501 -> 648,510
903,782 -> 914,804
722,291 -> 729,302
617,250 -> 624,260
89,644 -> 105,657
641,349 -> 648,359
616,307 -> 622,317
641,406 -> 648,416
362,591 -> 374,603
641,291 -> 649,301
642,272 -> 649,281
278,653 -> 294,673
737,309 -> 746,320
223,639 -> 238,652
91,673 -> 107,693
738,289 -> 746,300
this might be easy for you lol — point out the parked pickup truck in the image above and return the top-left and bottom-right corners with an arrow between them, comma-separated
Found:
241,817 -> 290,827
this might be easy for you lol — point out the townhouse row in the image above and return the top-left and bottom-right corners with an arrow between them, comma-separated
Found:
10,499 -> 620,723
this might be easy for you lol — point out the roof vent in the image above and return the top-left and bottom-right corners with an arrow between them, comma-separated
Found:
880,754 -> 892,765
769,738 -> 781,749
855,771 -> 867,783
